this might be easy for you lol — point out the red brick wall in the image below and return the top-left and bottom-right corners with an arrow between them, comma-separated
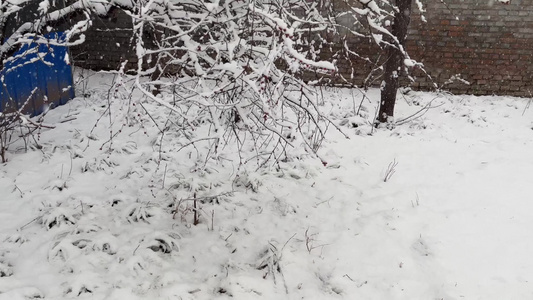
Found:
406,0 -> 533,96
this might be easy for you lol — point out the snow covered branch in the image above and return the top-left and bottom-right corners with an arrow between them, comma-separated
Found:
1,0 -> 416,164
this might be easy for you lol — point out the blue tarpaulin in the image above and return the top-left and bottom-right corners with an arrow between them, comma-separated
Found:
0,32 -> 75,117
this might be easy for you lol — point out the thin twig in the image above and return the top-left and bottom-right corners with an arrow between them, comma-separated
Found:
18,216 -> 41,231
395,97 -> 443,125
162,163 -> 168,189
384,159 -> 398,182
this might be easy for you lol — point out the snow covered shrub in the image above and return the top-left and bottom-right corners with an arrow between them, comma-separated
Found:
121,231 -> 181,278
116,0 -> 345,168
72,232 -> 119,255
6,0 -> 362,164
41,207 -> 78,230
45,179 -> 68,191
255,241 -> 288,288
81,157 -> 119,174
124,202 -> 166,224
0,108 -> 53,163
62,271 -> 104,296
49,237 -> 81,261
0,259 -> 13,277
233,171 -> 264,192
4,233 -> 27,245
1,0 -> 415,168
108,194 -> 136,208
72,223 -> 103,235
141,231 -> 181,254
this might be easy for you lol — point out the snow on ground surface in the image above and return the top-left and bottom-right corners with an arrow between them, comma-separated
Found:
1,70 -> 533,300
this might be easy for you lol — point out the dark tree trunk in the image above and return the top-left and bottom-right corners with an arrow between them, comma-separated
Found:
377,0 -> 413,124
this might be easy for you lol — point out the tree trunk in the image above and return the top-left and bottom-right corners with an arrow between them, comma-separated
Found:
377,0 -> 413,124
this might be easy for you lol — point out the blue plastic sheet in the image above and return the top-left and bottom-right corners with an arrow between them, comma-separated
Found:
0,32 -> 75,116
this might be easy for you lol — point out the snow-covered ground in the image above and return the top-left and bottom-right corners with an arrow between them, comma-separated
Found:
1,71 -> 533,299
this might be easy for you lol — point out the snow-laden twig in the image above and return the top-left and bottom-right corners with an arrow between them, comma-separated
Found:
383,158 -> 398,182
395,97 -> 444,125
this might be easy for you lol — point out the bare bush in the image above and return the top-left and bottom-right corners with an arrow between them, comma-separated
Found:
0,95 -> 54,163
1,0 -> 409,165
